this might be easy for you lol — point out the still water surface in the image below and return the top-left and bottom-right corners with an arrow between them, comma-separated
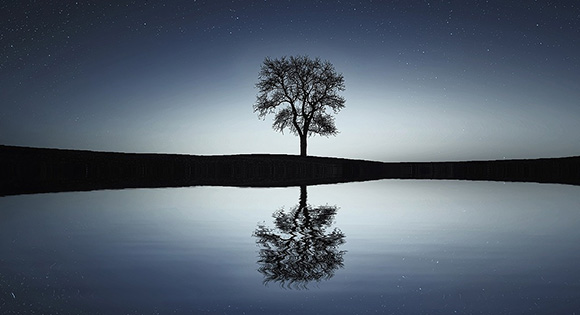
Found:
1,180 -> 580,314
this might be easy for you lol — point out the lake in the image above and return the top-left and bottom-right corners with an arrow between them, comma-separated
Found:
1,180 -> 579,314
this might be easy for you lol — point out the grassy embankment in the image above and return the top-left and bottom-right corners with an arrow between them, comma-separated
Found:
1,145 -> 579,196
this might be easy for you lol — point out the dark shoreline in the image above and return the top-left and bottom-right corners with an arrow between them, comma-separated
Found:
1,145 -> 579,196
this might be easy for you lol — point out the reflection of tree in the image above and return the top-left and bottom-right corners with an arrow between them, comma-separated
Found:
253,185 -> 346,289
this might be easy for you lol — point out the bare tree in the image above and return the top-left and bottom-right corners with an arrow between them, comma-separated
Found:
253,185 -> 346,289
254,55 -> 346,157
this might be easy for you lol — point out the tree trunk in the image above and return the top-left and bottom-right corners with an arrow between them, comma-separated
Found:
299,185 -> 307,208
300,135 -> 307,157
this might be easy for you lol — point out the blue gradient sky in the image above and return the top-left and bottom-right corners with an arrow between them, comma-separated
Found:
2,1 -> 579,161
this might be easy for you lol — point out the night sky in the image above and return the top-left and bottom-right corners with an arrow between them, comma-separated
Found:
2,1 -> 579,161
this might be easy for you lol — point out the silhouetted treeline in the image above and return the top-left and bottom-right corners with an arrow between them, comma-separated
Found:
0,145 -> 385,196
1,145 -> 579,196
393,159 -> 580,185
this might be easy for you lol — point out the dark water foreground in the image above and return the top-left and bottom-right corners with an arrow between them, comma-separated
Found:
1,145 -> 579,196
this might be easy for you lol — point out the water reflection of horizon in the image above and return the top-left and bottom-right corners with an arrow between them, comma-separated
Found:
253,185 -> 346,289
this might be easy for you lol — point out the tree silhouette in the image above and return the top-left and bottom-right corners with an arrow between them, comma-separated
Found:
253,55 -> 346,157
252,185 -> 346,289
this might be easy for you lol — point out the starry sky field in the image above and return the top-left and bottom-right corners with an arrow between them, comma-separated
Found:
2,1 -> 579,161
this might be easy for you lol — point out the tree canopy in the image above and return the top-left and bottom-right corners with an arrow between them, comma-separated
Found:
254,55 -> 346,156
253,186 -> 346,289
